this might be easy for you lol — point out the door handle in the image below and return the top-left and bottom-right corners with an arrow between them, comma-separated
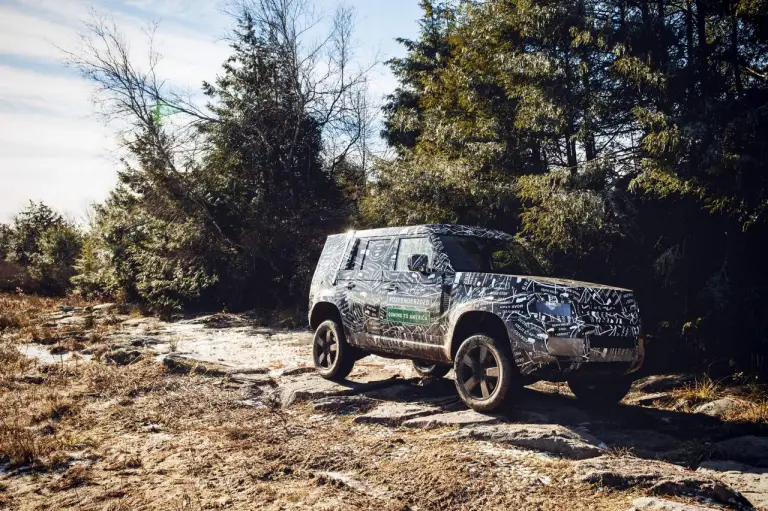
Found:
346,283 -> 356,290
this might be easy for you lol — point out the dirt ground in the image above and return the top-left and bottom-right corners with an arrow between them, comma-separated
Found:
1,294 -> 767,510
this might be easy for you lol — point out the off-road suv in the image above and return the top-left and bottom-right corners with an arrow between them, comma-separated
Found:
308,225 -> 643,411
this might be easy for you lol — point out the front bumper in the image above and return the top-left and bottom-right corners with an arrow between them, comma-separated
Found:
513,335 -> 644,376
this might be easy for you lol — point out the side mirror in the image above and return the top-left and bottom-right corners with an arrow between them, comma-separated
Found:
407,253 -> 429,273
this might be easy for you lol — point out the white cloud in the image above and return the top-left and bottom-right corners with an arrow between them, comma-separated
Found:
0,0 -> 232,222
0,0 -> 415,222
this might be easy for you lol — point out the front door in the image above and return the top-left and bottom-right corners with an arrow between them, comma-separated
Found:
380,236 -> 445,358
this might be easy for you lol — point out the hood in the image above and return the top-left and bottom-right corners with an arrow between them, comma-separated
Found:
455,271 -> 639,322
455,272 -> 632,293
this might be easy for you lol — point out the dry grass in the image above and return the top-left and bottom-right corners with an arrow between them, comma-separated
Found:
0,353 -> 636,511
724,399 -> 768,424
675,375 -> 722,404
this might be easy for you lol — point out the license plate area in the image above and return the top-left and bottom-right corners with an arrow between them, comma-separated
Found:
588,336 -> 635,350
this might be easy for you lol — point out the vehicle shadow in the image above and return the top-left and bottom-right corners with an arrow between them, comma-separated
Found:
352,375 -> 768,466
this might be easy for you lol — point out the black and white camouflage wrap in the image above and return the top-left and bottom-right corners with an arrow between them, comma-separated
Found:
309,225 -> 642,377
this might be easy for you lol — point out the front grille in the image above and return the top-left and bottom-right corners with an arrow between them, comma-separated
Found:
589,336 -> 636,350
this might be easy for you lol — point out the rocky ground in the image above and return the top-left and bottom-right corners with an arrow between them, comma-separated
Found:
1,294 -> 767,510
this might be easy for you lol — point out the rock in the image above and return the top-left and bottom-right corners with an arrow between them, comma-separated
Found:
625,392 -> 673,407
629,497 -> 720,511
447,423 -> 605,459
715,436 -> 768,465
634,374 -> 696,393
312,396 -> 378,414
92,303 -> 117,314
315,471 -> 386,499
403,409 -> 500,429
274,374 -> 412,407
105,349 -> 142,366
576,457 -> 750,508
281,366 -> 315,377
693,397 -> 747,418
228,373 -> 277,387
594,429 -> 680,458
698,460 -> 768,509
162,354 -> 229,376
650,478 -> 750,508
353,402 -> 439,426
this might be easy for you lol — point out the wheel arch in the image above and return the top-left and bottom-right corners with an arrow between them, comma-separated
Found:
309,301 -> 343,330
449,310 -> 512,360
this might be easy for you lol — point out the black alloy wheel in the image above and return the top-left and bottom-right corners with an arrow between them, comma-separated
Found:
453,334 -> 514,412
313,319 -> 355,381
412,360 -> 451,378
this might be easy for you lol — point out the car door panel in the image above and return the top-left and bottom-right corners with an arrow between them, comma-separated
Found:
379,237 -> 445,357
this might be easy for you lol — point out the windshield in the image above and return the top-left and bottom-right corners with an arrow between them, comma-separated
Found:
438,235 -> 544,276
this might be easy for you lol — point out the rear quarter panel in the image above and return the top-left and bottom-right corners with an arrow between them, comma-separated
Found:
309,233 -> 351,314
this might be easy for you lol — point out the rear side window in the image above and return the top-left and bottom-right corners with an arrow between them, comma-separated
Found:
360,239 -> 392,270
395,237 -> 435,271
344,238 -> 361,270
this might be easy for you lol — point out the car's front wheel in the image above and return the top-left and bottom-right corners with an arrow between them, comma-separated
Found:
568,376 -> 633,406
412,360 -> 451,378
313,319 -> 355,381
453,335 -> 515,412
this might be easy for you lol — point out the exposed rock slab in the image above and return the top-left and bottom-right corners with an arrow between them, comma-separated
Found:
402,409 -> 501,429
228,373 -> 277,387
445,423 -> 605,459
280,366 -> 315,377
312,396 -> 378,414
714,436 -> 768,466
625,392 -> 674,408
629,497 -> 720,511
315,471 -> 387,499
693,397 -> 748,418
698,460 -> 768,509
275,374 -> 412,407
594,429 -> 681,458
576,457 -> 749,508
105,349 -> 142,366
634,374 -> 696,393
353,402 -> 439,426
162,354 -> 231,376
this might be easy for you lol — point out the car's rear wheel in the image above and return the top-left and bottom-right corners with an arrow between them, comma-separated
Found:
568,376 -> 633,406
412,360 -> 451,378
313,319 -> 355,381
453,335 -> 514,412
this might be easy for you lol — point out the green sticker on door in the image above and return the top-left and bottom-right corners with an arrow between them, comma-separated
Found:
387,307 -> 431,325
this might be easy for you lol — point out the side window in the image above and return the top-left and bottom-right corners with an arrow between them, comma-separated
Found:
395,237 -> 435,272
344,238 -> 361,270
361,238 -> 393,271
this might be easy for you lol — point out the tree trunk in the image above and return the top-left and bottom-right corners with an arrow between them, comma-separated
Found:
696,0 -> 708,99
731,7 -> 742,96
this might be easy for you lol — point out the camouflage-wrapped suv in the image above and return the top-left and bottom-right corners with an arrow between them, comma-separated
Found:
308,225 -> 643,411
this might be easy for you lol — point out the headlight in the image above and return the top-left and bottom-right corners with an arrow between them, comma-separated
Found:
535,301 -> 572,317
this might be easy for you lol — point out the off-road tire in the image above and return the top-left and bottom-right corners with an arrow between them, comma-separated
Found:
568,376 -> 633,406
412,360 -> 451,378
453,334 -> 514,412
313,319 -> 355,381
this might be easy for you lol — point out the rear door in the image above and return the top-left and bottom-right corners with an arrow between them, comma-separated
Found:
336,236 -> 396,347
380,236 -> 445,352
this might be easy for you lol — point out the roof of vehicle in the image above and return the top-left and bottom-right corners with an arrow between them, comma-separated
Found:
348,224 -> 513,240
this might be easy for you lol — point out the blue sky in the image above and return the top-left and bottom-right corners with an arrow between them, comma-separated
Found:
0,0 -> 422,222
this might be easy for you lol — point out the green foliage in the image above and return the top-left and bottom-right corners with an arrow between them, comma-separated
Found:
0,202 -> 82,295
372,0 -> 768,378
